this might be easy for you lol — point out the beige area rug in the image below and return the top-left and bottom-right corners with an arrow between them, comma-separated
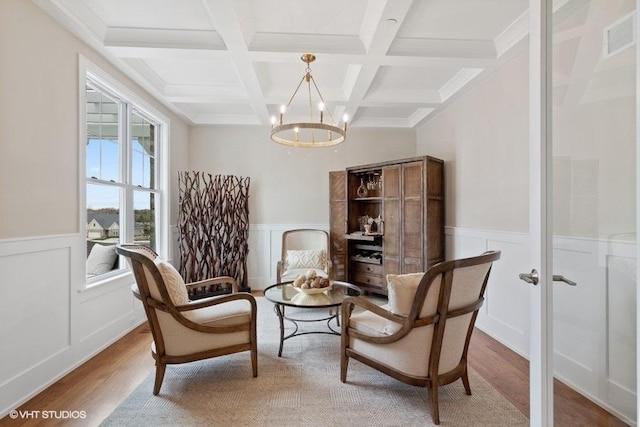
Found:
101,297 -> 528,426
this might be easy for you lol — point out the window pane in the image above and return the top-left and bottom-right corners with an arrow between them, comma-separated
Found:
86,183 -> 121,278
134,191 -> 156,251
86,85 -> 120,181
131,112 -> 156,188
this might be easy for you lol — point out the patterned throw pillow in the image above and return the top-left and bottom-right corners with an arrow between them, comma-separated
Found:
286,249 -> 327,270
154,259 -> 190,306
383,272 -> 425,334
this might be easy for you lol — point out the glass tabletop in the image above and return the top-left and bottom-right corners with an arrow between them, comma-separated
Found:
264,281 -> 361,308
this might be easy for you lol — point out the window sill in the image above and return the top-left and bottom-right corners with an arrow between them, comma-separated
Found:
80,269 -> 134,297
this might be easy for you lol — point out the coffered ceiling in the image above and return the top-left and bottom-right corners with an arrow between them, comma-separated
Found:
35,0 -> 530,128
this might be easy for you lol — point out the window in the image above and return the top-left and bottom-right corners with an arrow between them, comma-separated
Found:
83,67 -> 166,283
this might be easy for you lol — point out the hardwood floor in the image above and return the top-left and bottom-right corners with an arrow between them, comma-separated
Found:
468,329 -> 629,426
1,308 -> 629,426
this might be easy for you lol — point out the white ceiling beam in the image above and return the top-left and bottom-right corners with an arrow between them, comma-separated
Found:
200,0 -> 271,123
105,27 -> 226,50
344,0 -> 416,124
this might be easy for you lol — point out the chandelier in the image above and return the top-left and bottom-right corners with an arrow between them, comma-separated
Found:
270,54 -> 347,148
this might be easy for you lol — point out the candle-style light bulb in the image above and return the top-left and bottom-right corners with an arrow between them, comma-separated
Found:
294,126 -> 299,141
343,113 -> 349,132
279,105 -> 286,125
270,116 -> 276,126
319,102 -> 324,123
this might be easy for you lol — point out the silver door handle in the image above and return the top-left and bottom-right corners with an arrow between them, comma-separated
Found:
519,270 -> 577,287
553,275 -> 577,286
519,269 -> 539,285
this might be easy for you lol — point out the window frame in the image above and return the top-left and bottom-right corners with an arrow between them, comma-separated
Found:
79,55 -> 170,289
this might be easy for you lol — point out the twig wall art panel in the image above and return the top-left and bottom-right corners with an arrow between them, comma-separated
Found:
177,172 -> 251,292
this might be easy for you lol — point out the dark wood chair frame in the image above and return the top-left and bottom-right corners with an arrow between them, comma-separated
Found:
116,244 -> 258,395
340,250 -> 501,425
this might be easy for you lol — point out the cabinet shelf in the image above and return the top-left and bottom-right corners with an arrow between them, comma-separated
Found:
344,233 -> 382,241
352,197 -> 382,202
350,256 -> 382,265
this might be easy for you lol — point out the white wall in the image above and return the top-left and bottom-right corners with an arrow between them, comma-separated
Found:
188,125 -> 417,224
0,0 -> 189,416
417,49 -> 530,233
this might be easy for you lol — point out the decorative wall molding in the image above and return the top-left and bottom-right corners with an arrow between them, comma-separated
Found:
0,234 -> 144,418
445,226 -> 636,425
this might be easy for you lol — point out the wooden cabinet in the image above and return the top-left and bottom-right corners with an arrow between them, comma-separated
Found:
329,156 -> 444,295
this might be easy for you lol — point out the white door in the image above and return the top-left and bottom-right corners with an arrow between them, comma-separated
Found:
528,0 -> 638,425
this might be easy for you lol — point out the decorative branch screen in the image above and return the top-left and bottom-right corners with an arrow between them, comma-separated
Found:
177,172 -> 251,293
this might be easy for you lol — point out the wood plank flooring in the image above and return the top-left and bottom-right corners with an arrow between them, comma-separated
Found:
1,308 -> 629,426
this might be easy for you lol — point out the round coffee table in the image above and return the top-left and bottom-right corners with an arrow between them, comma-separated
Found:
264,281 -> 361,357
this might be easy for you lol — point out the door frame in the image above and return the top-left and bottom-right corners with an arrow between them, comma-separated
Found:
528,0 -> 554,424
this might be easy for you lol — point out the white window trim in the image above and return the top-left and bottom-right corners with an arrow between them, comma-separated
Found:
78,55 -> 170,290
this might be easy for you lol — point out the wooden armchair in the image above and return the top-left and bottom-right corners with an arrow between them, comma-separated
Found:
276,229 -> 331,282
340,251 -> 501,425
116,244 -> 257,395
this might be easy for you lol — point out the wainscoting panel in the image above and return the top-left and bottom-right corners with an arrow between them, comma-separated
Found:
445,228 -> 636,424
446,228 -> 531,357
0,241 -> 71,386
0,234 -> 145,418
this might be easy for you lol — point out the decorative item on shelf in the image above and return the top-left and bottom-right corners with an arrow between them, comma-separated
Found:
374,215 -> 384,235
358,215 -> 370,232
357,178 -> 368,198
270,53 -> 348,148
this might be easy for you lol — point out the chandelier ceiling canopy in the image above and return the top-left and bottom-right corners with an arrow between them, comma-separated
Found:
270,54 -> 347,148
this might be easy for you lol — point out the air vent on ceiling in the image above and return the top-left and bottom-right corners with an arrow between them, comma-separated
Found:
603,12 -> 635,59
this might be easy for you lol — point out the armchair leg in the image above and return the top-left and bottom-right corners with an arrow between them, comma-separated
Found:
428,382 -> 440,425
251,344 -> 258,378
153,362 -> 166,395
462,366 -> 472,395
340,354 -> 349,383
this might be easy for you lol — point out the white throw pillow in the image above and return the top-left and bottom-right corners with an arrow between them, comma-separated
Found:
154,259 -> 190,306
286,249 -> 326,270
384,272 -> 425,334
86,244 -> 117,276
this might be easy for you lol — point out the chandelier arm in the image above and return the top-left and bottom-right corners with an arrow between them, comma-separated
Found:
308,75 -> 314,122
310,76 -> 336,124
286,75 -> 308,108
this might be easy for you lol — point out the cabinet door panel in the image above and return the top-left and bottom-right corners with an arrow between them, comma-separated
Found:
329,171 -> 347,280
384,256 -> 400,278
403,162 -> 423,198
402,163 -> 424,270
383,199 -> 400,257
383,165 -> 401,199
403,199 -> 423,261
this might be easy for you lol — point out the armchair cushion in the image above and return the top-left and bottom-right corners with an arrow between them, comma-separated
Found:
154,259 -> 190,306
384,272 -> 424,334
285,249 -> 327,270
86,244 -> 117,277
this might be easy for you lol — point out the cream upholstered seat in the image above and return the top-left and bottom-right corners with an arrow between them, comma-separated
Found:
340,251 -> 501,425
116,244 -> 257,395
276,229 -> 331,283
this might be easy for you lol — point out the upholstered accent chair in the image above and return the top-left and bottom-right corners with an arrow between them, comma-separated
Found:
116,244 -> 258,395
276,229 -> 331,283
340,251 -> 501,425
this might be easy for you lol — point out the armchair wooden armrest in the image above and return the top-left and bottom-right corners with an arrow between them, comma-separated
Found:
176,292 -> 255,312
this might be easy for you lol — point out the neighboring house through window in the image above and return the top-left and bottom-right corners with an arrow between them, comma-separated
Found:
81,58 -> 168,284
